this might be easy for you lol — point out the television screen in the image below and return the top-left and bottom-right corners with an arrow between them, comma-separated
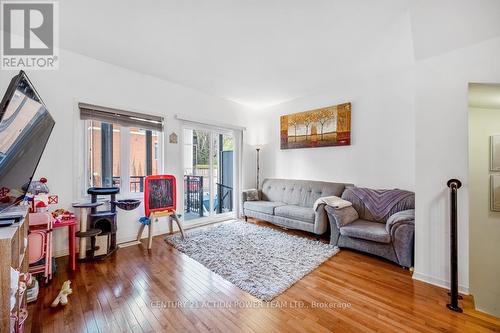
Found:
0,71 -> 55,213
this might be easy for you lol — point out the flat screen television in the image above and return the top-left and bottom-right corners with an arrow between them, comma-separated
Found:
0,71 -> 55,213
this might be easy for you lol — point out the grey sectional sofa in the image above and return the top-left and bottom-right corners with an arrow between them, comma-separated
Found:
242,178 -> 415,268
242,178 -> 352,235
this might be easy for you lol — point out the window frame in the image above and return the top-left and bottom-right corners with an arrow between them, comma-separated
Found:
82,118 -> 164,199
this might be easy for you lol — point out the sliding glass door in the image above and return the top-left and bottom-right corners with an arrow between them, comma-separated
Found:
183,126 -> 235,222
213,133 -> 234,216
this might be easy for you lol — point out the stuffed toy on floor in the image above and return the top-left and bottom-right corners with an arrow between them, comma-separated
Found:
51,280 -> 72,307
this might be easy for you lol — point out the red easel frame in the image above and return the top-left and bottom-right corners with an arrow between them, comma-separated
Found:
144,175 -> 176,217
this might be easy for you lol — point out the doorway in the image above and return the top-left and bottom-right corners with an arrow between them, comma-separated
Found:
468,83 -> 500,317
183,126 -> 236,222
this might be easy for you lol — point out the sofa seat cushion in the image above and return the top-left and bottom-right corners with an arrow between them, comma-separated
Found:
244,201 -> 286,215
274,205 -> 315,223
339,219 -> 391,243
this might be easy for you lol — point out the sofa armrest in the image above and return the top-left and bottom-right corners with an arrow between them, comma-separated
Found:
386,209 -> 415,237
325,205 -> 341,245
312,203 -> 328,234
386,209 -> 415,267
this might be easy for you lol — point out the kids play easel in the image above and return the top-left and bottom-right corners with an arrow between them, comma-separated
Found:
137,210 -> 185,249
120,175 -> 185,249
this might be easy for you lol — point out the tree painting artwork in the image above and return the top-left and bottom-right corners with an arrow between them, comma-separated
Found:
280,102 -> 351,149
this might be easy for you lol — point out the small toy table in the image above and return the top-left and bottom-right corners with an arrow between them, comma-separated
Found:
53,218 -> 77,271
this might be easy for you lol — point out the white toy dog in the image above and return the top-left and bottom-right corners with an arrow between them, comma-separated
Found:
51,280 -> 72,307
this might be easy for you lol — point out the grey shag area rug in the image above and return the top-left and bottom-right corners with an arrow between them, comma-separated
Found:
165,221 -> 339,301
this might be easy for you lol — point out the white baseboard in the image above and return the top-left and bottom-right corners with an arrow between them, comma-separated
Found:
412,271 -> 469,295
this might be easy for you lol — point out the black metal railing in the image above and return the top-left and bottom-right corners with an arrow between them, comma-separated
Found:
112,177 -> 120,188
130,176 -> 145,192
446,179 -> 463,313
184,175 -> 204,217
112,176 -> 145,192
216,183 -> 233,214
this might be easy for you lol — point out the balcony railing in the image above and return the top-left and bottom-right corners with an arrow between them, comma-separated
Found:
112,176 -> 146,192
184,175 -> 204,217
216,183 -> 233,214
183,176 -> 233,218
108,175 -> 233,215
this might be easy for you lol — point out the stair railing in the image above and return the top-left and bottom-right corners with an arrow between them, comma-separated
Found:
446,178 -> 463,313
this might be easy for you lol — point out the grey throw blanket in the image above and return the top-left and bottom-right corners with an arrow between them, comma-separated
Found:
346,188 -> 414,222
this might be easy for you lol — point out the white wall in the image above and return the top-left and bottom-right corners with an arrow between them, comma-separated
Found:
469,106 -> 500,317
0,49 -> 252,255
244,13 -> 416,191
245,67 -> 415,191
409,0 -> 500,61
413,36 -> 500,293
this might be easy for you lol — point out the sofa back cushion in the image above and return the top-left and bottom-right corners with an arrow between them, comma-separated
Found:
261,178 -> 352,208
341,187 -> 415,223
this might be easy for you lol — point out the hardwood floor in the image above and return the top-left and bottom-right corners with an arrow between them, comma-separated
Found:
27,219 -> 500,333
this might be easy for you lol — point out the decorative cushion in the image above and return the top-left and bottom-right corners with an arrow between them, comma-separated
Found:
245,189 -> 260,201
328,206 -> 359,228
339,219 -> 391,243
274,205 -> 315,223
243,201 -> 286,215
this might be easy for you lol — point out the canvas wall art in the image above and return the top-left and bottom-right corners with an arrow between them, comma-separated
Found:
280,102 -> 351,149
491,135 -> 500,171
491,175 -> 500,212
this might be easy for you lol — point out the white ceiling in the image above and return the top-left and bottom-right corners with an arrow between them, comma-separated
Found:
59,0 -> 500,109
409,0 -> 500,61
60,0 -> 410,109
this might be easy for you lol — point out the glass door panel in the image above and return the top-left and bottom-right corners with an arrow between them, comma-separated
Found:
183,127 -> 235,221
215,133 -> 234,215
183,128 -> 210,220
183,128 -> 235,220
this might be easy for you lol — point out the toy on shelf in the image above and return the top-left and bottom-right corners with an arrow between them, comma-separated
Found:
121,175 -> 185,250
26,177 -> 59,214
27,177 -> 49,195
51,209 -> 75,222
51,280 -> 72,307
35,201 -> 47,213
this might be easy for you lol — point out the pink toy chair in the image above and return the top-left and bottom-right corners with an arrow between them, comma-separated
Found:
28,213 -> 53,283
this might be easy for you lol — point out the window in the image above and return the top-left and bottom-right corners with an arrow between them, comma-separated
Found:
81,103 -> 163,195
87,120 -> 121,188
128,127 -> 159,192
